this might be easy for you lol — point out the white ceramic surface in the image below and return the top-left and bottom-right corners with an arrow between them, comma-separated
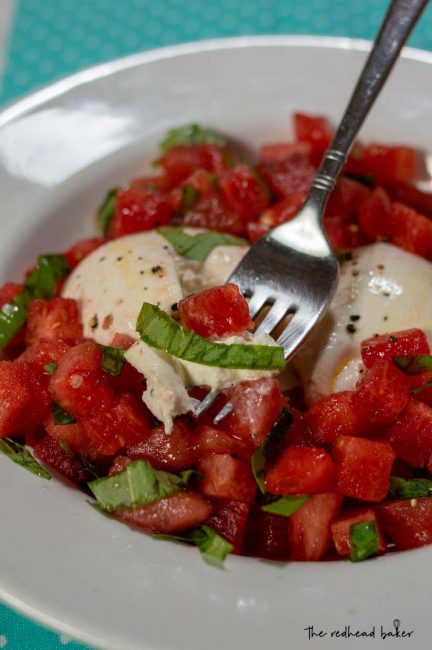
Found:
0,36 -> 431,650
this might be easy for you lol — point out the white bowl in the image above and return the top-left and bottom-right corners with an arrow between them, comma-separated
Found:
0,36 -> 431,650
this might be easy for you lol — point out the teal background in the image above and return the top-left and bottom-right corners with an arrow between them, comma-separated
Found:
0,0 -> 431,648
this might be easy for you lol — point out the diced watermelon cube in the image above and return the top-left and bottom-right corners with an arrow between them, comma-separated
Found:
45,416 -> 91,457
0,361 -> 51,438
109,333 -> 136,350
195,425 -> 250,460
283,409 -> 316,447
0,282 -> 23,307
386,399 -> 432,468
222,377 -> 286,448
33,435 -> 94,484
361,143 -> 419,183
333,436 -> 396,502
168,169 -> 215,212
265,446 -> 336,495
293,112 -> 333,165
159,144 -> 227,186
331,507 -> 386,556
205,499 -> 250,554
125,421 -> 197,472
305,391 -> 363,444
245,506 -> 289,559
389,201 -> 432,258
19,339 -> 72,371
361,328 -> 430,368
324,214 -> 369,250
325,177 -> 371,223
26,298 -> 83,345
181,192 -> 244,235
219,164 -> 270,221
407,371 -> 432,405
49,341 -> 114,419
80,392 -> 152,457
118,491 -> 213,534
109,187 -> 173,237
357,187 -> 392,241
382,178 -> 432,219
378,498 -> 432,550
131,174 -> 172,192
197,453 -> 256,504
289,492 -> 342,561
259,142 -> 311,162
178,283 -> 252,339
257,153 -> 315,200
352,359 -> 410,425
63,238 -> 105,269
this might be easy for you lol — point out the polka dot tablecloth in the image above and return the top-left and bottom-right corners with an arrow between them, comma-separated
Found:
0,0 -> 432,648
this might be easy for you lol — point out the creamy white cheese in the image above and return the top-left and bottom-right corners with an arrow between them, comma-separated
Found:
294,242 -> 432,403
63,229 -> 275,429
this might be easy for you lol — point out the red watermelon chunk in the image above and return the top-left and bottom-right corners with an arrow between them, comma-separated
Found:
257,153 -> 315,200
389,201 -> 432,258
333,436 -> 396,502
293,112 -> 333,165
387,399 -> 432,468
265,446 -> 336,495
331,508 -> 386,556
159,144 -> 227,186
378,498 -> 432,550
305,391 -> 363,444
63,237 -> 105,269
181,192 -> 244,235
0,282 -> 23,307
0,361 -> 51,438
361,328 -> 430,368
118,491 -> 213,534
222,377 -> 286,448
245,506 -> 289,559
352,359 -> 410,425
178,283 -> 252,339
219,164 -> 270,221
205,499 -> 250,554
49,341 -> 114,419
109,187 -> 173,237
33,435 -> 94,484
325,177 -> 371,223
19,339 -> 72,371
26,298 -> 83,345
259,142 -> 311,161
125,421 -> 197,472
259,192 -> 306,228
289,492 -> 342,561
357,186 -> 392,241
382,178 -> 432,219
197,453 -> 256,504
360,143 -> 419,183
195,425 -> 250,460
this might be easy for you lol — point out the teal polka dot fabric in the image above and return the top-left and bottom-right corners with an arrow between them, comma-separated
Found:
1,0 -> 432,648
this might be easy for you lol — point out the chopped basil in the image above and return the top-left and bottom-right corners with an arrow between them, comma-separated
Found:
154,524 -> 233,565
350,520 -> 380,562
97,188 -> 118,236
52,403 -> 76,425
0,254 -> 71,347
160,124 -> 225,152
136,302 -> 285,371
43,362 -> 57,375
388,476 -> 432,499
179,185 -> 200,215
88,459 -> 192,512
393,354 -> 432,374
100,345 -> 126,377
261,494 -> 309,516
251,408 -> 293,493
0,438 -> 51,480
158,226 -> 247,262
59,439 -> 101,479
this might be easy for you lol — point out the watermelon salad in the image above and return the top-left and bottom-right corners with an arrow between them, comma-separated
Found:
2,114 -> 432,565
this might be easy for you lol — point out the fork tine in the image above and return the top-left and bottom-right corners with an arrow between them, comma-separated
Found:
213,401 -> 234,424
276,310 -> 310,359
247,290 -> 269,319
193,388 -> 219,417
254,299 -> 293,336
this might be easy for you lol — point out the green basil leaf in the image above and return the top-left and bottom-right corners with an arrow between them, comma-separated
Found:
160,124 -> 225,152
0,292 -> 31,347
179,185 -> 200,215
261,494 -> 309,516
0,438 -> 51,480
25,255 -> 71,300
388,476 -> 432,499
251,408 -> 293,493
52,403 -> 76,425
100,345 -> 126,377
43,362 -> 58,375
137,302 -> 285,371
158,226 -> 247,262
88,459 -> 190,512
393,354 -> 432,375
97,188 -> 118,236
350,520 -> 380,562
154,524 -> 233,565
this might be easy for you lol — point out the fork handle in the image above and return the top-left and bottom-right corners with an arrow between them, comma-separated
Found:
311,0 -> 428,197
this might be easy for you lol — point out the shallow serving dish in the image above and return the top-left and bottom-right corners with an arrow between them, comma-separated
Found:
0,35 -> 431,650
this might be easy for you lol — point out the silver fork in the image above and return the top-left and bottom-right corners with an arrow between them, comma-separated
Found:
195,0 -> 428,422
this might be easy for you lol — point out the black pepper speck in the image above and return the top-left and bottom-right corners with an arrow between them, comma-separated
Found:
350,314 -> 360,322
346,324 -> 357,334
